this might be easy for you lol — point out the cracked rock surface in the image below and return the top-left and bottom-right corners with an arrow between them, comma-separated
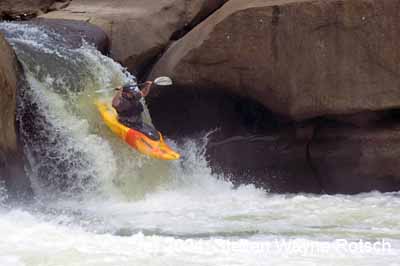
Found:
41,0 -> 228,75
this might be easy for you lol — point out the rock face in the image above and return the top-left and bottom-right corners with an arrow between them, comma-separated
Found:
148,86 -> 400,194
41,0 -> 228,76
148,0 -> 400,194
0,0 -> 58,20
0,33 -> 31,199
147,87 -> 322,193
310,122 -> 400,194
150,0 -> 400,121
25,18 -> 110,54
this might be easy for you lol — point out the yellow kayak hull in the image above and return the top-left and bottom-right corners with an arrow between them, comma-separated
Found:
96,101 -> 180,161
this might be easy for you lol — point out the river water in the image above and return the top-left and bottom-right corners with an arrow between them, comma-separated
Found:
0,22 -> 399,266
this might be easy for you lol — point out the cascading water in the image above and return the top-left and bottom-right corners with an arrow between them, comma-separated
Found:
0,22 -> 176,201
0,22 -> 399,266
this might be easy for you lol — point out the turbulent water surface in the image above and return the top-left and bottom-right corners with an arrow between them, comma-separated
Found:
0,22 -> 399,266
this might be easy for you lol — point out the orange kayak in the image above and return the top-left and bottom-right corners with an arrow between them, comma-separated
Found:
96,101 -> 180,160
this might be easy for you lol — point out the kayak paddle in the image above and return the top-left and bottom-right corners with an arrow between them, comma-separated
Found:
95,76 -> 173,94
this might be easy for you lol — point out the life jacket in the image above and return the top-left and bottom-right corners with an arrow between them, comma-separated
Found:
114,93 -> 144,118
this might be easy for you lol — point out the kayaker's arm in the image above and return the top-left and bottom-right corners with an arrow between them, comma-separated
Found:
140,81 -> 153,97
112,90 -> 122,109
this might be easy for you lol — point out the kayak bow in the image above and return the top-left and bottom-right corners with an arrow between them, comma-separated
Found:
96,101 -> 180,160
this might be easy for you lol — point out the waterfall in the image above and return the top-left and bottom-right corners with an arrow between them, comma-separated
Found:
0,21 -> 398,266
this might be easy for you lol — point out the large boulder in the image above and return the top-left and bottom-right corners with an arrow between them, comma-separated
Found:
24,18 -> 110,54
207,113 -> 400,194
0,33 -> 31,199
41,0 -> 228,76
149,0 -> 400,121
207,125 -> 323,194
147,0 -> 400,194
147,84 -> 400,194
0,0 -> 58,20
310,122 -> 400,194
147,86 -> 322,193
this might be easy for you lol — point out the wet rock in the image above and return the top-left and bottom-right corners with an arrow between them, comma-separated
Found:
207,130 -> 322,193
148,82 -> 400,196
25,18 -> 110,54
40,0 -> 228,76
148,85 -> 400,194
310,122 -> 400,194
150,0 -> 400,120
0,33 -> 31,200
147,87 -> 322,193
0,0 -> 58,20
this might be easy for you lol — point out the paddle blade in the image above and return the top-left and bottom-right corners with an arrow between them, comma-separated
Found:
154,76 -> 173,86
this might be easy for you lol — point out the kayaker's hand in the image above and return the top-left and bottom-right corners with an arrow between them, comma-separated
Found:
112,90 -> 122,108
141,81 -> 153,97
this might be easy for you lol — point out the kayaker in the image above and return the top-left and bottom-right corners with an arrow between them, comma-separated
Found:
112,81 -> 153,128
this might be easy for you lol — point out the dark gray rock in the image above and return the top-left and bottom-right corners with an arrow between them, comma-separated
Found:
0,33 -> 32,200
21,18 -> 110,54
0,0 -> 58,20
